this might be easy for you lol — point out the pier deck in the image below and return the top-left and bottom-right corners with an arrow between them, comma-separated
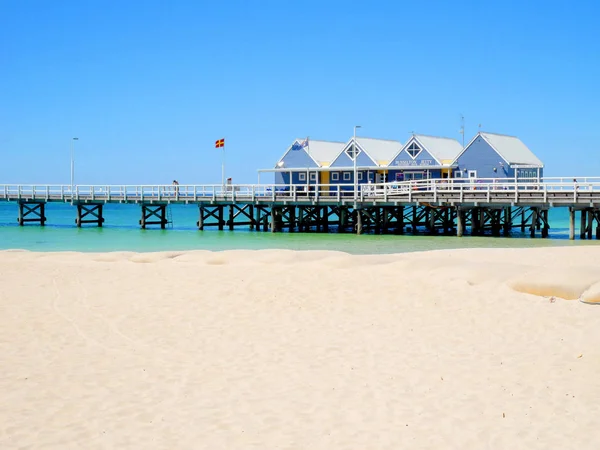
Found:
1,178 -> 600,238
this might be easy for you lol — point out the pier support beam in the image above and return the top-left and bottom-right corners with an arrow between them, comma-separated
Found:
456,207 -> 464,237
471,208 -> 480,236
530,208 -> 538,238
17,201 -> 46,226
503,207 -> 511,236
569,207 -> 575,240
75,204 -> 105,227
580,209 -> 587,239
356,210 -> 363,235
140,204 -> 168,229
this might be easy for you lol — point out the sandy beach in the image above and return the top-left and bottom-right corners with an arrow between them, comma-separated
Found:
1,247 -> 599,449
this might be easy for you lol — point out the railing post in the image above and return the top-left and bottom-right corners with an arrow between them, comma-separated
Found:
433,182 -> 437,203
293,185 -> 297,202
272,186 -> 275,201
337,185 -> 341,202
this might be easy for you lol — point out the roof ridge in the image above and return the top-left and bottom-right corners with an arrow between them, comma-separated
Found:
296,138 -> 346,144
414,133 -> 461,141
480,131 -> 518,138
357,136 -> 403,143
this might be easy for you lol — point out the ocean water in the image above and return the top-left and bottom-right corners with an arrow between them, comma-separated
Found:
0,202 -> 599,254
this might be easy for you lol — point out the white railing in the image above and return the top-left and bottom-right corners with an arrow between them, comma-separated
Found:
1,178 -> 599,203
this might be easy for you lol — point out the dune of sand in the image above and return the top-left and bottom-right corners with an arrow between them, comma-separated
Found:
0,247 -> 599,449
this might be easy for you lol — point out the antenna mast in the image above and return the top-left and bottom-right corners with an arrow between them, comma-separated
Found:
460,114 -> 465,148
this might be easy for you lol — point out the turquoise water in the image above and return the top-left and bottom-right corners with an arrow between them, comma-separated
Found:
1,202 -> 598,254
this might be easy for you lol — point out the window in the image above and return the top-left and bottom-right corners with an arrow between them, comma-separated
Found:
454,170 -> 463,178
299,173 -> 306,181
331,172 -> 339,181
395,172 -> 404,181
404,171 -> 425,181
343,172 -> 351,181
407,142 -> 422,159
345,144 -> 360,160
357,172 -> 363,181
468,170 -> 477,178
310,172 -> 316,181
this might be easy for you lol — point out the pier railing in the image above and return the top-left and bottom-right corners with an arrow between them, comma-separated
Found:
1,178 -> 600,204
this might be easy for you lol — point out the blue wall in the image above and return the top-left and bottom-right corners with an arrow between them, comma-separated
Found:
388,169 -> 442,181
454,137 -> 514,179
389,144 -> 440,169
330,145 -> 376,168
280,148 -> 318,169
328,169 -> 374,190
275,171 -> 318,186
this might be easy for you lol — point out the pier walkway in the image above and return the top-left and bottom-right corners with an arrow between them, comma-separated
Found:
1,178 -> 600,239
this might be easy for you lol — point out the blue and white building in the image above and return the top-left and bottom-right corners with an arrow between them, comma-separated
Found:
259,131 -> 545,187
452,132 -> 544,180
386,134 -> 463,181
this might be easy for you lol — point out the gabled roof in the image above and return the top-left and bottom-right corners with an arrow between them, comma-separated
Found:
276,139 -> 344,168
306,139 -> 346,166
355,137 -> 403,165
412,134 -> 463,163
388,134 -> 463,165
478,132 -> 543,167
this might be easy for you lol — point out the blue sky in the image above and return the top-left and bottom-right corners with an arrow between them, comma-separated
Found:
1,0 -> 599,184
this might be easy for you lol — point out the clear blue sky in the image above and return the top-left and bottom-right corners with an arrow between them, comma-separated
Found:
1,0 -> 599,184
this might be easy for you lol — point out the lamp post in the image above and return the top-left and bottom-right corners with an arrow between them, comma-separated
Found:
353,125 -> 361,201
70,137 -> 79,194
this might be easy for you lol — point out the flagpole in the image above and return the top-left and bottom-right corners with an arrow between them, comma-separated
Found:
221,141 -> 225,190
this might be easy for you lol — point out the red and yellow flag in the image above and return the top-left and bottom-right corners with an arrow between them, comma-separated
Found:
215,138 -> 225,148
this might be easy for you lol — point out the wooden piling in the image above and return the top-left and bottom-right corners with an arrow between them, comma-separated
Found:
356,210 -> 363,235
580,209 -> 587,239
228,205 -> 234,230
568,207 -> 575,240
530,208 -> 538,238
503,207 -> 511,235
456,207 -> 464,237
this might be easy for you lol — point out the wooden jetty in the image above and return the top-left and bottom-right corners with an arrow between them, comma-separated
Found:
1,178 -> 600,239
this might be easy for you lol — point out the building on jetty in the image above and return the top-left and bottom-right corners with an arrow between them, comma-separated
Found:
260,131 -> 544,187
387,134 -> 462,181
453,132 -> 544,180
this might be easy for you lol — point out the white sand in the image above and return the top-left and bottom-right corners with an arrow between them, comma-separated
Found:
1,247 -> 600,449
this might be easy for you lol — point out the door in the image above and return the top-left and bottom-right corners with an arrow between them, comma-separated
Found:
320,171 -> 329,195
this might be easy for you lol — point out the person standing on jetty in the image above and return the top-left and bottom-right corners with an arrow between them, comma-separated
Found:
172,179 -> 179,196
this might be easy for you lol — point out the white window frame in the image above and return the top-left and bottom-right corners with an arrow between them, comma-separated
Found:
331,172 -> 339,181
309,172 -> 317,181
407,142 -> 422,159
345,144 -> 360,160
454,170 -> 463,178
343,172 -> 351,181
468,170 -> 477,178
299,172 -> 306,181
357,172 -> 363,181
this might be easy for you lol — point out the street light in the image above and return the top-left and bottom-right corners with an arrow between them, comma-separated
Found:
353,125 -> 361,201
70,137 -> 79,193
